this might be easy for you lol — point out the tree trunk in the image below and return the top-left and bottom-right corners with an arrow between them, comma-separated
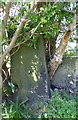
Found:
49,14 -> 76,79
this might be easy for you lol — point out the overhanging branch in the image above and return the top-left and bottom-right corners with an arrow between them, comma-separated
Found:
2,0 -> 12,37
62,9 -> 76,14
1,18 -> 30,64
1,0 -> 39,65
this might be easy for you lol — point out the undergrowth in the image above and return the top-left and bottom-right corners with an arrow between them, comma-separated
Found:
1,90 -> 77,119
40,90 -> 77,119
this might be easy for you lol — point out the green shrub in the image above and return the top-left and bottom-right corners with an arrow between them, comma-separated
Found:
40,90 -> 77,119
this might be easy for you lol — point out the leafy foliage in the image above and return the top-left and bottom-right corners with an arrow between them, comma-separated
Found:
2,90 -> 77,119
64,46 -> 76,56
1,2 -> 77,119
2,2 -> 75,49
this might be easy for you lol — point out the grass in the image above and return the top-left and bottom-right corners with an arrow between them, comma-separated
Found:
1,90 -> 77,119
2,98 -> 33,119
41,90 -> 77,119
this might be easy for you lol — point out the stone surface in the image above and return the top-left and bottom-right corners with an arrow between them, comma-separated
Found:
11,36 -> 50,103
51,57 -> 77,88
0,68 -> 2,107
76,60 -> 78,78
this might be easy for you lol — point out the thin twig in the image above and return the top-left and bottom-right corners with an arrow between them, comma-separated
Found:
30,22 -> 41,37
62,9 -> 76,14
10,45 -> 20,57
2,18 -> 30,64
14,22 -> 41,48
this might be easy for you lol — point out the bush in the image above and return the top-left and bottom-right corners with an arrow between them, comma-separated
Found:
40,90 -> 77,119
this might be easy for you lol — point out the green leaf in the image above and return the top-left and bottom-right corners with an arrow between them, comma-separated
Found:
19,99 -> 29,106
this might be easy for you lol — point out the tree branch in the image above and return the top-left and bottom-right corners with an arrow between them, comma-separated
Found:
30,22 -> 41,37
1,0 -> 38,65
0,0 -> 41,89
2,0 -> 12,37
49,14 -> 76,79
62,9 -> 76,14
14,21 -> 41,48
1,18 -> 30,65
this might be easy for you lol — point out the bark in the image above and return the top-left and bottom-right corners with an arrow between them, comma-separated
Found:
50,34 -> 59,58
62,9 -> 76,14
2,18 -> 30,65
2,0 -> 12,37
45,37 -> 57,65
49,14 -> 76,79
0,0 -> 12,90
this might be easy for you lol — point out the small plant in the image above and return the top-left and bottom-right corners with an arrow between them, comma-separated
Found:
2,98 -> 33,119
64,45 -> 76,56
40,90 -> 76,119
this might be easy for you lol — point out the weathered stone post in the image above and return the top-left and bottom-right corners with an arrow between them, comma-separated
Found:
51,57 -> 77,89
11,36 -> 50,105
